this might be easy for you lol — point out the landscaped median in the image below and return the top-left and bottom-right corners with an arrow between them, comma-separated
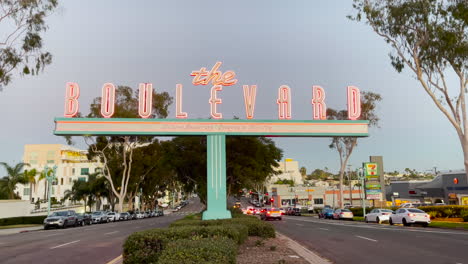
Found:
122,210 -> 277,264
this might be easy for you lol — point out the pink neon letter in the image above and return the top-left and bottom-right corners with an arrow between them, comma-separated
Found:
347,86 -> 361,120
312,85 -> 327,120
64,82 -> 80,117
101,83 -> 116,118
138,83 -> 153,118
176,84 -> 188,119
276,85 -> 292,119
243,85 -> 257,119
209,85 -> 223,119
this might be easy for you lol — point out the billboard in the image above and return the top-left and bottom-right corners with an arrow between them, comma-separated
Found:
364,162 -> 382,200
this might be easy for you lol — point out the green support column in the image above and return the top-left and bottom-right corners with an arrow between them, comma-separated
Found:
202,134 -> 232,220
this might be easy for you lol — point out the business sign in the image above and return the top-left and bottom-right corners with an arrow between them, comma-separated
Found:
364,162 -> 382,200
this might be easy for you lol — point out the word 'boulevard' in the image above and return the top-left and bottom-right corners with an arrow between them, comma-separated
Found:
63,62 -> 362,120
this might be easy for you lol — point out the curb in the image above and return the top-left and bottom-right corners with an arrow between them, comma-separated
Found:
106,255 -> 122,264
276,231 -> 331,264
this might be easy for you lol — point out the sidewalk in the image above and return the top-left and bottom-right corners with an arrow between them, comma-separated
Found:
0,225 -> 43,236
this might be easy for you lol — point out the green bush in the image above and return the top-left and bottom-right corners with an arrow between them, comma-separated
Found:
427,211 -> 439,219
123,225 -> 246,264
418,206 -> 468,218
170,217 -> 275,238
0,216 -> 47,226
461,210 -> 468,222
156,238 -> 237,264
349,207 -> 374,217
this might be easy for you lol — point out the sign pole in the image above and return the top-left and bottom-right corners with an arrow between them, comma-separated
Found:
45,165 -> 57,216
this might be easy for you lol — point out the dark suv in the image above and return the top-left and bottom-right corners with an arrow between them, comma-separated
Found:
287,208 -> 302,216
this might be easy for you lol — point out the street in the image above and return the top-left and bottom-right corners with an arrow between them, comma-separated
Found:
273,216 -> 468,264
0,200 -> 203,264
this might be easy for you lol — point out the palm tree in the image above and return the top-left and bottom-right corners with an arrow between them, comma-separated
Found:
24,169 -> 38,202
0,162 -> 29,199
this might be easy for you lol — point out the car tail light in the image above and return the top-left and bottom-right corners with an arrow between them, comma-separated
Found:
408,213 -> 417,217
340,212 -> 344,215
267,211 -> 271,215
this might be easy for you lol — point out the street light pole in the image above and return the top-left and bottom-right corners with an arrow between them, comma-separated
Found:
44,165 -> 57,216
357,167 -> 365,217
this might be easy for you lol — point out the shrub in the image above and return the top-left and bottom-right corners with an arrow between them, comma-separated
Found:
157,237 -> 237,264
349,207 -> 374,217
123,225 -> 246,264
461,210 -> 468,222
427,211 -> 439,219
418,206 -> 468,218
0,216 -> 47,226
170,217 -> 275,238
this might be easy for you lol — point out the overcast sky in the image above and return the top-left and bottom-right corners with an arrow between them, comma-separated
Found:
0,1 -> 463,176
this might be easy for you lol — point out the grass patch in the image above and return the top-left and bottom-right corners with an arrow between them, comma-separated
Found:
353,216 -> 364,222
0,224 -> 41,229
429,221 -> 468,230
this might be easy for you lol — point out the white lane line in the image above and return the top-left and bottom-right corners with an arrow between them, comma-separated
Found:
105,231 -> 119,235
356,235 -> 378,242
50,240 -> 80,249
44,233 -> 60,237
318,228 -> 329,231
295,224 -> 304,226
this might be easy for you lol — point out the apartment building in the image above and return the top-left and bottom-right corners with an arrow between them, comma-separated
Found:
17,144 -> 102,204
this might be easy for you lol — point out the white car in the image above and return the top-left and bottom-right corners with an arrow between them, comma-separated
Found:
365,209 -> 393,223
390,208 -> 430,227
136,212 -> 145,219
106,212 -> 119,222
399,203 -> 419,208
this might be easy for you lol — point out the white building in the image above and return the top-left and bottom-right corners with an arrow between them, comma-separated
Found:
268,158 -> 304,186
17,144 -> 102,204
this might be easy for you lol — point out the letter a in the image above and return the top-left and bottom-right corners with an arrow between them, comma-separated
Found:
277,85 -> 292,119
138,83 -> 153,118
101,83 -> 116,118
347,86 -> 361,120
243,85 -> 257,119
312,85 -> 327,120
64,82 -> 80,117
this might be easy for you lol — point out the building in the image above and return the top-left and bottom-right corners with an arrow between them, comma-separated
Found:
268,158 -> 303,186
17,144 -> 102,204
386,171 -> 468,205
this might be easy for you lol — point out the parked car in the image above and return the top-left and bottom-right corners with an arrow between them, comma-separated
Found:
319,208 -> 335,219
279,208 -> 286,215
119,212 -> 131,221
43,210 -> 79,229
155,209 -> 164,216
260,208 -> 282,221
136,211 -> 145,219
390,208 -> 430,227
107,212 -> 119,222
399,203 -> 419,208
286,208 -> 301,216
76,213 -> 92,226
333,209 -> 354,220
365,209 -> 393,223
91,211 -> 109,224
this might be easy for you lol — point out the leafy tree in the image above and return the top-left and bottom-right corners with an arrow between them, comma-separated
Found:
328,91 -> 382,207
307,168 -> 333,181
350,0 -> 468,180
23,168 -> 38,202
273,178 -> 295,186
0,0 -> 58,89
84,85 -> 173,212
0,162 -> 29,199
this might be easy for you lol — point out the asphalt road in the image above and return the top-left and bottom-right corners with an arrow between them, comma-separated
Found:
0,199 -> 203,264
272,215 -> 468,264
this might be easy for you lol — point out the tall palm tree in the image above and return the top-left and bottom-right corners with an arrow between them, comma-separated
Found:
0,162 -> 29,199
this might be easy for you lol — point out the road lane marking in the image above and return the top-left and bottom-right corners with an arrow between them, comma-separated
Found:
356,235 -> 378,242
106,255 -> 123,264
318,228 -> 329,231
50,240 -> 80,249
44,233 -> 60,237
105,231 -> 119,235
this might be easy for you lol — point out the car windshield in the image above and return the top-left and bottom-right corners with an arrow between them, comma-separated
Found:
408,209 -> 425,213
341,209 -> 351,212
50,212 -> 67,217
381,210 -> 393,213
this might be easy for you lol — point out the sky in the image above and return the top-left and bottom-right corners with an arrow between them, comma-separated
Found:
0,1 -> 463,176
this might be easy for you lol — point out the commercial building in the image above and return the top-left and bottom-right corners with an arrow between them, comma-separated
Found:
268,158 -> 304,186
17,144 -> 102,204
386,171 -> 468,205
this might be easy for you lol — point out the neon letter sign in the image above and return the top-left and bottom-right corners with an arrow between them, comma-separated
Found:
243,85 -> 257,119
176,84 -> 188,119
138,83 -> 153,118
191,62 -> 238,86
312,85 -> 327,120
101,83 -> 116,118
277,85 -> 292,119
64,82 -> 80,117
347,86 -> 361,120
209,85 -> 223,119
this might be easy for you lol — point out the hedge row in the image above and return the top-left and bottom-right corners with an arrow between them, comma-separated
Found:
157,238 -> 237,264
0,216 -> 46,226
169,217 -> 275,238
123,225 -> 246,264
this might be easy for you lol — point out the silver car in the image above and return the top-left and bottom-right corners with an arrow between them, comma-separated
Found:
43,210 -> 78,229
91,211 -> 109,224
